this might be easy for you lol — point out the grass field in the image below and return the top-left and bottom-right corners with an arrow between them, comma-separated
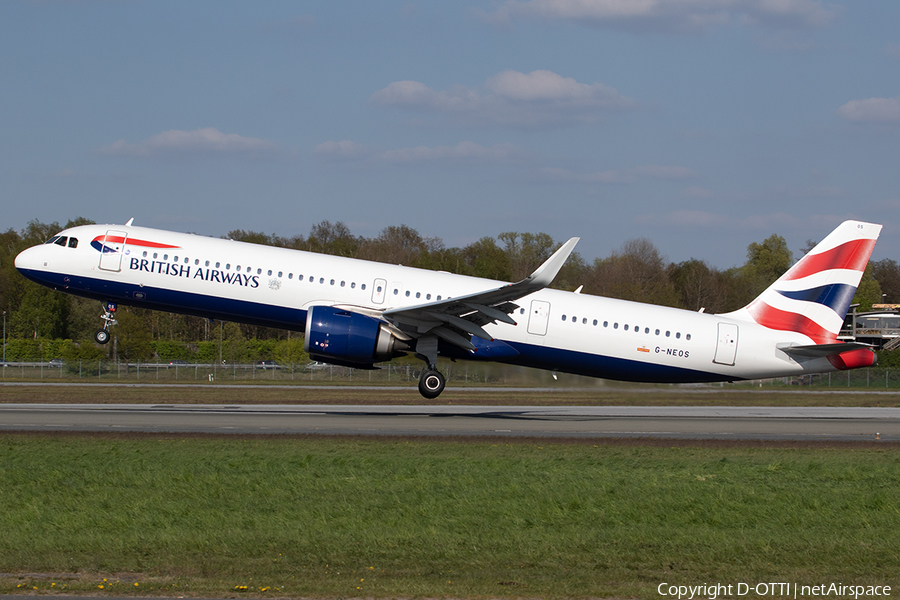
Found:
1,433 -> 898,598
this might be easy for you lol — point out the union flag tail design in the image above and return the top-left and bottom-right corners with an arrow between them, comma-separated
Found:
729,221 -> 882,343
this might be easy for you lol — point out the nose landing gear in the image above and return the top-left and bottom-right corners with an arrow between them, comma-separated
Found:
95,302 -> 117,344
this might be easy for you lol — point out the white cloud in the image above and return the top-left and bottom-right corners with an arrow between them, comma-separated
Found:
487,0 -> 837,33
371,70 -> 636,128
539,164 -> 697,184
379,141 -> 521,163
314,140 -> 372,160
99,128 -> 280,157
837,96 -> 900,123
314,140 -> 523,164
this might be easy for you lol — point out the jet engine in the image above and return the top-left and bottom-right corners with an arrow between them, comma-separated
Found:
303,305 -> 410,368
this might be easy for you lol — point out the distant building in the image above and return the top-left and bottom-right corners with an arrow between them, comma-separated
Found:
839,304 -> 900,350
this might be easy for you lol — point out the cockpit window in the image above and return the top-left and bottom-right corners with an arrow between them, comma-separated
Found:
45,236 -> 60,245
68,237 -> 78,248
54,236 -> 68,247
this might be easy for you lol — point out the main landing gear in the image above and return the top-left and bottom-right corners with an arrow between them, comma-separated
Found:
415,335 -> 446,399
95,302 -> 117,344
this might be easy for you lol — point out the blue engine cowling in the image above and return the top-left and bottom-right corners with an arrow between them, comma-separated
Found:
303,305 -> 408,368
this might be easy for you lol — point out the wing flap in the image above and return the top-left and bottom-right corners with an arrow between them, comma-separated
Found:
382,237 -> 579,352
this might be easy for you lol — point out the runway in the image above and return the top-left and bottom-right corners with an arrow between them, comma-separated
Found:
1,403 -> 898,441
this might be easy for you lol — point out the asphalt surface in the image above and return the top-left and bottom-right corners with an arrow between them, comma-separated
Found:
1,403 -> 898,441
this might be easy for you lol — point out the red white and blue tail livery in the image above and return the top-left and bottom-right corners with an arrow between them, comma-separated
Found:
15,219 -> 883,397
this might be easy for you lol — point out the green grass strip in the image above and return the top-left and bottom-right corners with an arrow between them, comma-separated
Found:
1,435 -> 898,598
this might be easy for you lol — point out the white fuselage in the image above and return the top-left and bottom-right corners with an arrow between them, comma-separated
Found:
15,223 -> 835,383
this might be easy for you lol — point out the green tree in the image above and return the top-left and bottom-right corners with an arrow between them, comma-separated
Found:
115,309 -> 154,362
852,263 -> 882,312
742,234 -> 794,298
586,238 -> 678,306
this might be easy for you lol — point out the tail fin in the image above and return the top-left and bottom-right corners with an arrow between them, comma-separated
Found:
726,220 -> 882,343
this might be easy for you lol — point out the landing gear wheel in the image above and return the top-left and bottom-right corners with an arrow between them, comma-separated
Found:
95,329 -> 110,344
418,369 -> 446,399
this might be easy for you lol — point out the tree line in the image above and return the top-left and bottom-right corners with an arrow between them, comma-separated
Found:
1,217 -> 898,363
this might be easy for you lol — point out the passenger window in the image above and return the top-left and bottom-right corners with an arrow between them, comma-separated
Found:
562,315 -> 567,321
206,260 -> 210,267
164,254 -> 169,261
593,319 -> 598,326
656,329 -> 660,335
686,334 -> 692,341
571,316 -> 576,322
154,253 -> 159,259
393,289 -> 399,295
174,256 -> 178,262
257,268 -> 261,275
416,292 -> 421,299
215,262 -> 220,268
603,321 -> 608,327
666,331 -> 671,337
405,291 -> 411,297
582,318 -> 587,324
645,327 -> 649,334
195,259 -> 199,265
676,332 -> 681,339
226,264 -> 230,270
184,257 -> 189,264
278,271 -> 283,278
351,282 -> 356,289
341,281 -> 345,287
68,238 -> 78,248
361,284 -> 366,290
426,294 -> 431,300
624,325 -> 629,331
288,273 -> 293,279
331,279 -> 335,285
143,251 -> 148,257
267,270 -> 272,276
613,323 -> 618,329
320,278 -> 324,284
437,295 -> 441,301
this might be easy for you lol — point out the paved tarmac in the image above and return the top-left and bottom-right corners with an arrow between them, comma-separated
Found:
1,403 -> 898,441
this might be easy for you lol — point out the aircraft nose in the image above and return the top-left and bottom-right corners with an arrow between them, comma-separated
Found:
15,245 -> 49,281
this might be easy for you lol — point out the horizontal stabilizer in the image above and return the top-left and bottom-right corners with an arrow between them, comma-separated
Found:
780,342 -> 873,358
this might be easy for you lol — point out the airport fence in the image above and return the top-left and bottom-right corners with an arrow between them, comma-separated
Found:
3,360 -> 900,389
0,360 -> 524,386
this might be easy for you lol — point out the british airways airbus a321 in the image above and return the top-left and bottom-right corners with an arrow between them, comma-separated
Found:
15,219 -> 881,398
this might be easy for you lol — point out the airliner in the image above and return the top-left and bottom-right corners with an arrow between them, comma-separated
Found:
15,219 -> 881,398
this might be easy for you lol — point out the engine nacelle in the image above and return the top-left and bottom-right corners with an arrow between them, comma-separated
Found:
303,305 -> 408,368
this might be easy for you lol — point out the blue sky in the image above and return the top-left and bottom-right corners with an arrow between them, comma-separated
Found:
2,0 -> 899,269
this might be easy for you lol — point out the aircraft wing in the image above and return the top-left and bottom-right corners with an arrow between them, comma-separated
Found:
380,237 -> 580,351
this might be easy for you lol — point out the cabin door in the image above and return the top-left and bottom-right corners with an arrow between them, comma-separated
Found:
98,230 -> 127,272
713,322 -> 739,366
527,300 -> 551,336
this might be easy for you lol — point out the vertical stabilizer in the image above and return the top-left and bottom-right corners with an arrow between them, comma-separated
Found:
725,220 -> 881,343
